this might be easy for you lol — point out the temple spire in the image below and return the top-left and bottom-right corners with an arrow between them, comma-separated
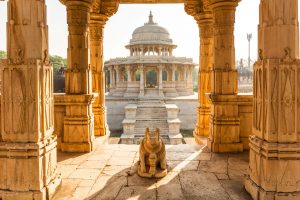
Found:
148,11 -> 154,24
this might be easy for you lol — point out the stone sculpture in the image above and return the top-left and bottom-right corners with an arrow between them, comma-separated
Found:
138,128 -> 167,178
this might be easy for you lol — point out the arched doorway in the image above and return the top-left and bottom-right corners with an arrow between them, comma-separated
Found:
145,69 -> 157,88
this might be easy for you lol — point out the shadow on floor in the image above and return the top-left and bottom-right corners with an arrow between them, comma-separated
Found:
84,145 -> 251,200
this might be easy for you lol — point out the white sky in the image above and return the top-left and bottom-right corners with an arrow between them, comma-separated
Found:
0,0 -> 274,64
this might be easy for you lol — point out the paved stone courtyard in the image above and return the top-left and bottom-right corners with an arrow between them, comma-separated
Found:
52,138 -> 251,200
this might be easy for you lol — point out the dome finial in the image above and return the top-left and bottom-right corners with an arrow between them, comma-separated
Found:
148,11 -> 154,24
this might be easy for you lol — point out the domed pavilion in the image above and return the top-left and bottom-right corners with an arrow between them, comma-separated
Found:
105,12 -> 196,98
105,12 -> 198,144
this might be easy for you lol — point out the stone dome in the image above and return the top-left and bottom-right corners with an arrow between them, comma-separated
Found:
129,12 -> 174,45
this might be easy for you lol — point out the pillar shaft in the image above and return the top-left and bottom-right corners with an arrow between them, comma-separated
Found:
62,0 -> 95,152
90,13 -> 109,136
0,0 -> 61,198
109,66 -> 114,88
158,65 -> 164,97
139,65 -> 144,97
126,65 -> 132,82
245,1 -> 300,199
194,12 -> 213,140
172,66 -> 176,81
207,0 -> 242,153
115,66 -> 120,86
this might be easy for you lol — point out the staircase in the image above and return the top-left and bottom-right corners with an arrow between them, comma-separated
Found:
121,99 -> 182,144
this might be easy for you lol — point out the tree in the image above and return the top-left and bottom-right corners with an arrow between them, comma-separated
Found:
0,50 -> 7,59
49,55 -> 67,74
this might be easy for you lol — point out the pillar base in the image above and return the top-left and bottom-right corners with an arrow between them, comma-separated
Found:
61,141 -> 94,153
245,176 -> 300,200
207,137 -> 243,153
246,136 -> 300,199
0,175 -> 61,200
0,138 -> 62,200
194,106 -> 210,138
62,94 -> 95,153
193,131 -> 207,145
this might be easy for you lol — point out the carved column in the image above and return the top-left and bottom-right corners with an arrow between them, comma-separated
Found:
183,66 -> 187,82
195,12 -> 213,140
158,65 -> 164,97
172,65 -> 176,81
90,13 -> 109,136
245,0 -> 300,199
126,65 -> 132,82
138,65 -> 144,97
109,66 -> 114,89
115,65 -> 120,86
204,0 -> 242,153
62,0 -> 95,152
0,0 -> 61,198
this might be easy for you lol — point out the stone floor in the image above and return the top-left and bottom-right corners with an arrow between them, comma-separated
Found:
52,138 -> 252,200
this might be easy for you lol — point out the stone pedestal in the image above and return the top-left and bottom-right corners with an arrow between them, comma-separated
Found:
0,0 -> 61,198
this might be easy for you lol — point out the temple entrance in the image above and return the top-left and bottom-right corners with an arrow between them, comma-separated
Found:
145,69 -> 158,88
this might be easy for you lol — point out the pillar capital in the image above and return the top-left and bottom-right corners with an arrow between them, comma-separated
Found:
208,0 -> 240,9
138,65 -> 144,70
157,65 -> 164,70
125,65 -> 132,71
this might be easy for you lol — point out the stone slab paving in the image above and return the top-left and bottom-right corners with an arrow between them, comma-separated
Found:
52,139 -> 252,200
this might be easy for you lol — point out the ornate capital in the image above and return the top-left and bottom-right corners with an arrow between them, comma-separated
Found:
209,0 -> 240,9
184,0 -> 212,26
91,0 -> 119,18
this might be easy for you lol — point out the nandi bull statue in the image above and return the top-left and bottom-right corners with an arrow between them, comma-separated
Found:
138,128 -> 167,178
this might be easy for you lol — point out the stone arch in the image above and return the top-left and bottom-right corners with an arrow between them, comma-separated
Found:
146,69 -> 157,88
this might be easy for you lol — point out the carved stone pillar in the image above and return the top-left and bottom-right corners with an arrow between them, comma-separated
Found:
138,65 -> 144,97
172,65 -> 176,81
182,66 -> 187,81
115,65 -> 120,86
126,65 -> 132,82
206,0 -> 242,152
245,0 -> 300,199
90,13 -> 109,136
62,0 -> 95,152
0,0 -> 61,198
158,65 -> 164,97
195,12 -> 213,140
109,66 -> 114,89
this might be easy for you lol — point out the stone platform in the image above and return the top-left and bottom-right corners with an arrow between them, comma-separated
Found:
52,137 -> 251,200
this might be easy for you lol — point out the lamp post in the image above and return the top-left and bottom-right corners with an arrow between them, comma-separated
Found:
247,33 -> 252,69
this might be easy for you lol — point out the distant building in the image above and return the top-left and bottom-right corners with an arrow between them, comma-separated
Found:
105,12 -> 198,144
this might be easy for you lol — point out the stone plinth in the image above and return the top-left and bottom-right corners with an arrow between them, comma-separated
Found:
245,137 -> 300,200
58,94 -> 96,153
206,94 -> 253,153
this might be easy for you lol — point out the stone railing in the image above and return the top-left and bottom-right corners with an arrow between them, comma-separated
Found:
175,81 -> 186,88
127,81 -> 140,88
53,92 -> 253,151
163,81 -> 176,88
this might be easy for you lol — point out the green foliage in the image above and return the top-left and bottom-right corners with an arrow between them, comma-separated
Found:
146,70 -> 157,87
50,55 -> 67,74
0,50 -> 7,59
